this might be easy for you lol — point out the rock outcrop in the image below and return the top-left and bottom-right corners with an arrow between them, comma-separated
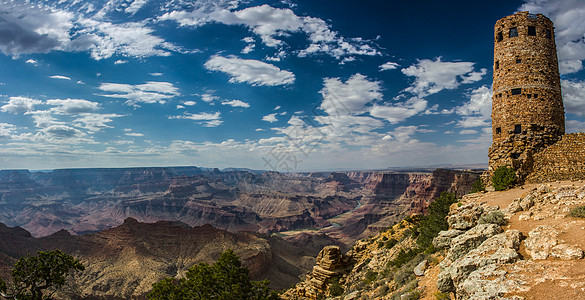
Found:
0,218 -> 318,298
435,183 -> 585,299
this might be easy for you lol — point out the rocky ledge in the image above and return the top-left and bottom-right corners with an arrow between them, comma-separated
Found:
435,183 -> 585,299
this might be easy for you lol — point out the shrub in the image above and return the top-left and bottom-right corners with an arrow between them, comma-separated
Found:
385,238 -> 398,249
569,206 -> 585,218
328,277 -> 344,297
471,178 -> 485,193
416,192 -> 458,251
492,166 -> 517,191
364,270 -> 378,285
148,249 -> 278,300
1,250 -> 84,300
478,210 -> 507,225
435,291 -> 451,300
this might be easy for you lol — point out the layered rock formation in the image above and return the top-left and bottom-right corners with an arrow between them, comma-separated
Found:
0,167 -> 479,245
0,218 -> 318,298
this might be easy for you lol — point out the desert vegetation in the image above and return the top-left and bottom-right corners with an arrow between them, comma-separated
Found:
148,249 -> 279,300
0,250 -> 84,300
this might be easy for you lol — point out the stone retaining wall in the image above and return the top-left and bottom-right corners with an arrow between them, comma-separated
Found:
527,133 -> 585,182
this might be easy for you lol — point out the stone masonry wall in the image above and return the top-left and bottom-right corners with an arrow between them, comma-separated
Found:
527,133 -> 585,183
489,12 -> 565,180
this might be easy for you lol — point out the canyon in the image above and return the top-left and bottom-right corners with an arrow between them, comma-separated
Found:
0,166 -> 479,298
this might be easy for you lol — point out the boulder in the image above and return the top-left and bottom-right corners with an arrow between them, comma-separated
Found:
413,260 -> 427,276
551,244 -> 584,260
433,229 -> 464,250
519,194 -> 535,211
436,270 -> 455,293
446,224 -> 503,261
447,203 -> 484,230
524,225 -> 559,259
506,198 -> 522,213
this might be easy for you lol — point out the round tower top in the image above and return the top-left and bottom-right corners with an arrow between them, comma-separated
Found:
495,11 -> 554,30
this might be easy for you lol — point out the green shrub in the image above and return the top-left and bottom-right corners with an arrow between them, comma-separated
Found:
492,166 -> 517,191
148,249 -> 278,300
478,210 -> 507,225
385,238 -> 398,249
364,270 -> 378,285
416,192 -> 458,251
471,178 -> 485,193
328,277 -> 344,297
569,206 -> 585,218
435,291 -> 451,300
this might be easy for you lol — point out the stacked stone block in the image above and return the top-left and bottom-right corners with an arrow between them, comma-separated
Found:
527,133 -> 585,182
489,11 -> 565,180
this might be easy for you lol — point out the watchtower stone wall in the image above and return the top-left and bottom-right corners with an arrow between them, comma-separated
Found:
488,11 -> 565,180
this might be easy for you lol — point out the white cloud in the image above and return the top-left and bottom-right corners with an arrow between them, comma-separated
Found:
98,81 -> 180,106
566,119 -> 585,133
74,19 -> 176,60
457,116 -> 490,128
241,44 -> 255,54
41,124 -> 84,138
221,99 -> 250,108
204,55 -> 295,86
262,113 -> 278,122
0,2 -> 73,56
0,2 -> 177,60
27,110 -> 62,128
1,97 -> 42,114
125,0 -> 147,15
274,105 -> 281,110
319,73 -> 382,116
562,79 -> 585,116
50,75 -> 71,80
379,61 -> 400,71
47,99 -> 99,114
170,111 -> 222,127
183,101 -> 197,106
454,85 -> 493,128
200,93 -> 218,103
402,58 -> 487,97
77,80 -> 85,85
114,60 -> 128,64
0,123 -> 16,138
460,129 -> 478,135
149,72 -> 163,76
73,113 -> 123,132
522,0 -> 585,74
25,59 -> 38,64
369,97 -> 428,124
160,4 -> 379,59
125,132 -> 144,137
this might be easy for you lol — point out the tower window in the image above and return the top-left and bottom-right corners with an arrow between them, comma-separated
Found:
511,88 -> 521,95
497,31 -> 503,42
546,29 -> 552,39
528,26 -> 536,36
496,127 -> 501,134
495,61 -> 499,69
534,94 -> 538,98
511,153 -> 521,159
514,125 -> 522,134
509,27 -> 518,37
527,94 -> 532,99
516,58 -> 522,64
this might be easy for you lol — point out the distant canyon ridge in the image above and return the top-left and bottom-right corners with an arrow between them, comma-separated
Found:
0,166 -> 480,297
0,167 -> 480,243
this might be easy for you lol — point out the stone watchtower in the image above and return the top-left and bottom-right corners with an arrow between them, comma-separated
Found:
488,11 -> 565,180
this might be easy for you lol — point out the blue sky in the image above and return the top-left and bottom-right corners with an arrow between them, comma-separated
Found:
1,0 -> 585,171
